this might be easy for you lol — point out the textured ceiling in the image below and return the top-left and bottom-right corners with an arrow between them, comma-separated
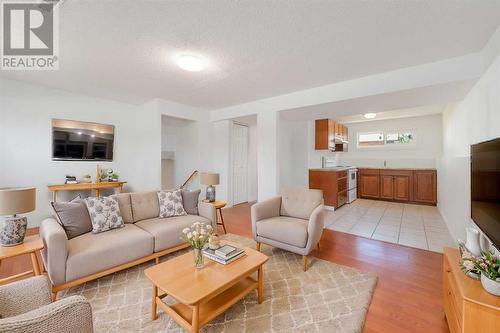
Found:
1,0 -> 499,109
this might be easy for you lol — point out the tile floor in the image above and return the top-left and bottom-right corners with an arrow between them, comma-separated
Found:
324,199 -> 456,253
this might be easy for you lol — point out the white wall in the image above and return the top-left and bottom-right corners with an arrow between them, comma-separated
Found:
438,50 -> 500,244
0,79 -> 162,227
257,111 -> 280,200
310,115 -> 443,169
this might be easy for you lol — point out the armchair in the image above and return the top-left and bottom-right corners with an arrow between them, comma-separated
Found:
0,276 -> 93,333
251,188 -> 324,271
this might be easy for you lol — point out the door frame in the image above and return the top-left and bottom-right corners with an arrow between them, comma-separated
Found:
231,122 -> 249,206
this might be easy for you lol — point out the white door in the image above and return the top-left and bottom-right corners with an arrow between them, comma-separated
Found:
232,123 -> 249,205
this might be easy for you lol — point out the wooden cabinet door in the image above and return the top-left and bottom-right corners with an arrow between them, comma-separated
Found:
342,125 -> 348,142
393,175 -> 410,201
315,119 -> 329,150
360,174 -> 380,199
380,175 -> 394,200
413,170 -> 437,204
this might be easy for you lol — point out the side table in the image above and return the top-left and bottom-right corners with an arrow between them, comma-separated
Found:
207,200 -> 227,234
0,235 -> 44,285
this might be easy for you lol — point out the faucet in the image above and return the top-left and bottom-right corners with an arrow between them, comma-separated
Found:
321,156 -> 326,168
383,160 -> 387,168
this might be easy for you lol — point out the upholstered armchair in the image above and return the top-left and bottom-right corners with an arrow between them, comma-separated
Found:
251,188 -> 324,271
0,276 -> 93,333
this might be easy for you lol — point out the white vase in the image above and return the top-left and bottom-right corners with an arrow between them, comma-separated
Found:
465,228 -> 481,256
480,273 -> 500,296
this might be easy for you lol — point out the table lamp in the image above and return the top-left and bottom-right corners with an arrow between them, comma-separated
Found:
200,172 -> 219,202
0,187 -> 36,246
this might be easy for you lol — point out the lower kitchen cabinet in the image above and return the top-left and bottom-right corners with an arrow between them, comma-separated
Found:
359,168 -> 436,205
413,170 -> 437,204
309,169 -> 348,208
359,169 -> 380,199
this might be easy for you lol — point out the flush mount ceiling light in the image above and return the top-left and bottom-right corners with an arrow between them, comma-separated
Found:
364,113 -> 377,119
176,54 -> 204,72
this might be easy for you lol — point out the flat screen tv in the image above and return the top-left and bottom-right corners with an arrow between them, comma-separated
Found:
471,138 -> 500,249
52,119 -> 114,161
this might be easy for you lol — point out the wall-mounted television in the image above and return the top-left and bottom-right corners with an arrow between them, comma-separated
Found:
471,138 -> 500,250
52,119 -> 114,161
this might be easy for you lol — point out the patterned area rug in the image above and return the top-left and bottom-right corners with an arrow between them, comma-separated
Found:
59,234 -> 377,333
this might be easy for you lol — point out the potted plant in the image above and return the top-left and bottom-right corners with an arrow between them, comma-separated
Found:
111,173 -> 119,182
474,249 -> 500,296
180,222 -> 213,268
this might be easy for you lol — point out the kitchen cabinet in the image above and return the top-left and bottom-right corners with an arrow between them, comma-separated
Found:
315,119 -> 335,150
359,169 -> 380,199
309,169 -> 348,208
358,168 -> 436,205
413,170 -> 437,204
314,119 -> 348,152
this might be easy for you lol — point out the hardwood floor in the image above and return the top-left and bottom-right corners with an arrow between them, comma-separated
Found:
0,203 -> 449,333
221,202 -> 449,333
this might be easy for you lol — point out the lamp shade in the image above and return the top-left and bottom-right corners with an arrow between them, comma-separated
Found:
0,187 -> 36,215
200,172 -> 219,186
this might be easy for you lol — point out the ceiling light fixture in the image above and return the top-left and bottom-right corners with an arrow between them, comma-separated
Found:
176,54 -> 204,72
364,113 -> 377,119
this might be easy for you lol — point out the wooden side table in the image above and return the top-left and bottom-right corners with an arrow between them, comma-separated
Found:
0,235 -> 44,285
208,200 -> 227,234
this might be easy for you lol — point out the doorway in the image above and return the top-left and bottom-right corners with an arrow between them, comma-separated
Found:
232,123 -> 249,205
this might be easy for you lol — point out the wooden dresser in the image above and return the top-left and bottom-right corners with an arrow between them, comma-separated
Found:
443,248 -> 500,333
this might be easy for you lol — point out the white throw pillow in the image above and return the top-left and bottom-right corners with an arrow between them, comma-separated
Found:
158,189 -> 187,218
85,195 -> 124,233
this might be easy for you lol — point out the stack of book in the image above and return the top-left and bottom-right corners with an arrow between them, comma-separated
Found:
203,244 -> 246,265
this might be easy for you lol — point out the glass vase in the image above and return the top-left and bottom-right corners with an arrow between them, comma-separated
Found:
193,248 -> 204,269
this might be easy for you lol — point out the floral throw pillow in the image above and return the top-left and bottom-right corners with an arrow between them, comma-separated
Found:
158,189 -> 187,218
85,195 -> 124,233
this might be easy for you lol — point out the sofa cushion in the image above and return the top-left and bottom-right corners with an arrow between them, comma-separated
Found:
135,215 -> 210,252
116,193 -> 134,223
280,188 -> 323,220
158,189 -> 186,218
130,191 -> 159,222
256,216 -> 308,248
181,189 -> 200,215
51,199 -> 92,239
66,224 -> 153,282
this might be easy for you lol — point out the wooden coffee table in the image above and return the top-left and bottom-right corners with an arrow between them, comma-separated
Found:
144,241 -> 268,333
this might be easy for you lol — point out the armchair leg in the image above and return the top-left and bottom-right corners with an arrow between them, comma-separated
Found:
256,242 -> 261,252
51,292 -> 57,302
302,255 -> 308,272
317,242 -> 320,250
155,257 -> 160,264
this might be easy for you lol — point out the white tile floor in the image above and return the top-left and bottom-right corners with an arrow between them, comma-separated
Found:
324,199 -> 456,253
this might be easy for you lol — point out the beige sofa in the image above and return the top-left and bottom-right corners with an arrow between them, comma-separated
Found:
40,191 -> 216,299
251,188 -> 324,271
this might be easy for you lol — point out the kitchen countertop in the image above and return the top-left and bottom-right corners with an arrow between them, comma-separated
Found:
309,167 -> 352,171
309,167 -> 436,171
357,167 -> 436,171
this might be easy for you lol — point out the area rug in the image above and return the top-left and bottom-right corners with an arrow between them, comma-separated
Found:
59,234 -> 377,333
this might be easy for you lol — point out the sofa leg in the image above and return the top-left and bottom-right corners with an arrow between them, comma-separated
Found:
51,292 -> 57,302
256,242 -> 261,252
302,255 -> 307,272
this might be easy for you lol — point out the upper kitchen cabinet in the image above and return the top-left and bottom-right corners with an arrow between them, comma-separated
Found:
315,119 -> 335,150
315,119 -> 348,151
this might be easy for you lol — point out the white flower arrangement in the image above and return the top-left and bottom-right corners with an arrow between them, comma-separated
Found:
180,222 -> 213,250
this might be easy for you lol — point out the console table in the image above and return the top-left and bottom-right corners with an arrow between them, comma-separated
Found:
47,181 -> 126,202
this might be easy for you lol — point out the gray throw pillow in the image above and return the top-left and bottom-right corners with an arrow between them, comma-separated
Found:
85,195 -> 124,233
51,199 -> 93,239
181,189 -> 201,215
